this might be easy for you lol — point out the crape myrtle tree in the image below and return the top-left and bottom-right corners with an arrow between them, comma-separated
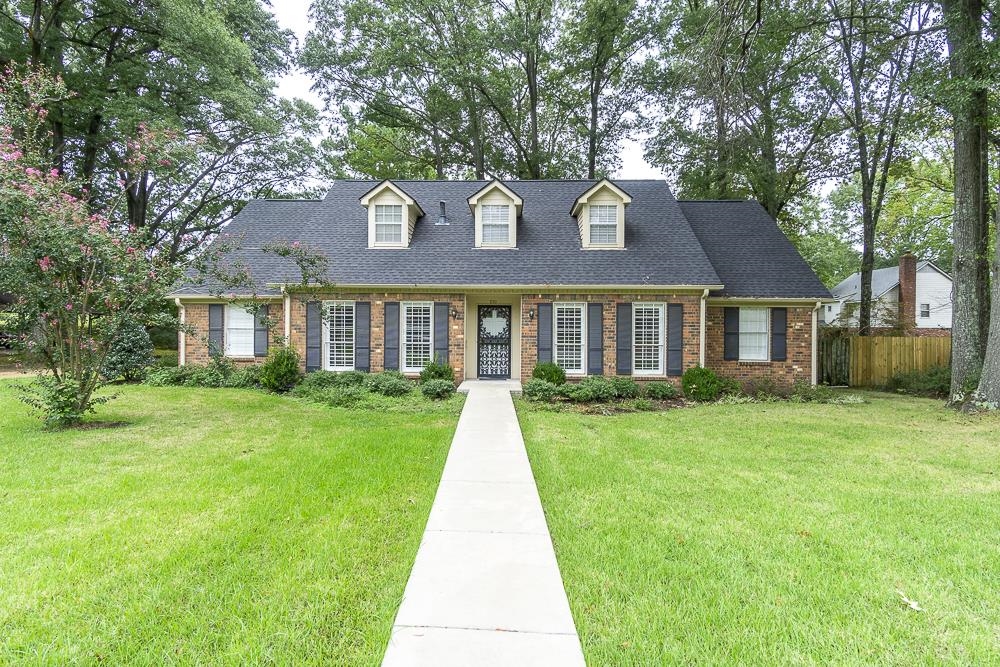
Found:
0,68 -> 181,426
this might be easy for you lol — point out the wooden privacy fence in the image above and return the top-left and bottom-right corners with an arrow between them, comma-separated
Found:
820,334 -> 952,387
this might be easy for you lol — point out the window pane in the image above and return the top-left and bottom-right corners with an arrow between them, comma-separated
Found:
225,306 -> 255,357
739,307 -> 769,361
554,304 -> 585,374
403,303 -> 433,371
589,204 -> 617,244
482,204 -> 509,244
328,302 -> 355,370
375,204 -> 403,243
633,304 -> 663,374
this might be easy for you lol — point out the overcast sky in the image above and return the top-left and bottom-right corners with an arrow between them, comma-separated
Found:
269,1 -> 666,180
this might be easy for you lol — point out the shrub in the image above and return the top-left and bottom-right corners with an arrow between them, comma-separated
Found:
225,365 -> 263,389
333,370 -> 368,387
298,370 -> 368,392
743,376 -> 783,399
419,361 -> 454,383
563,376 -> 617,403
631,397 -> 655,411
884,365 -> 950,398
144,365 -> 194,386
610,377 -> 641,399
644,381 -> 679,400
420,379 -> 456,400
183,364 -> 229,388
788,381 -> 865,404
532,362 -> 566,385
101,319 -> 155,382
681,366 -> 739,402
320,385 -> 367,407
155,351 -> 179,367
18,376 -> 111,427
259,346 -> 302,393
522,378 -> 558,402
366,371 -> 413,397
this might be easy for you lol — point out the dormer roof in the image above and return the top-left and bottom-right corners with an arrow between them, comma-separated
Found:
467,179 -> 523,215
570,178 -> 633,216
359,179 -> 425,217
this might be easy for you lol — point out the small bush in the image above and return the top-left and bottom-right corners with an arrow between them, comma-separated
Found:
631,397 -> 655,411
155,351 -> 179,367
419,361 -> 454,383
333,370 -> 368,387
225,365 -> 263,389
884,365 -> 950,398
523,378 -> 558,402
532,362 -> 566,385
681,367 -> 739,402
789,381 -> 866,404
101,319 -> 155,382
420,379 -> 456,399
259,346 -> 302,393
743,376 -> 783,399
298,370 -> 368,391
144,366 -> 191,386
18,376 -> 110,427
644,381 -> 679,400
366,371 -> 413,397
563,376 -> 617,403
610,377 -> 641,399
320,385 -> 367,407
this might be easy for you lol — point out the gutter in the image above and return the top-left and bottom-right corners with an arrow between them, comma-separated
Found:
812,300 -> 821,386
265,282 -> 725,293
175,297 -> 186,366
699,288 -> 709,367
282,286 -> 291,342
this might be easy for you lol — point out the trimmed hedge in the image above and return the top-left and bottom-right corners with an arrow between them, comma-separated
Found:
532,362 -> 566,385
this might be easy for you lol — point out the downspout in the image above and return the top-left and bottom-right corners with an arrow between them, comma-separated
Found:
175,297 -> 186,366
812,300 -> 821,386
699,289 -> 709,367
283,287 -> 292,344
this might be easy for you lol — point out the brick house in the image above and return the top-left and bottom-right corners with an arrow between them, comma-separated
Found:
170,179 -> 831,386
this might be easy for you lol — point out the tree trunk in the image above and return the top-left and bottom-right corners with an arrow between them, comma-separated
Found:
976,197 -> 1000,404
587,68 -> 602,179
858,203 -> 875,336
942,0 -> 987,398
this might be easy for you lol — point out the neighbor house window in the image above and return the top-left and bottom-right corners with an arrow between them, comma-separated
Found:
225,305 -> 255,357
554,303 -> 585,375
402,302 -> 433,372
920,303 -> 930,318
375,204 -> 403,244
739,307 -> 769,361
326,301 -> 355,371
589,204 -> 618,245
482,204 -> 510,245
633,303 -> 664,375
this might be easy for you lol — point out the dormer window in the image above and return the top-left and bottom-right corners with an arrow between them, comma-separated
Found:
468,180 -> 522,248
571,179 -> 632,249
360,180 -> 424,248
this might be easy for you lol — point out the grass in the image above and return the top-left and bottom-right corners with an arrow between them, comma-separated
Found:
518,392 -> 1000,665
0,382 -> 461,665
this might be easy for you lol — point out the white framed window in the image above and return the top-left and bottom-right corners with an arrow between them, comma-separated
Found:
482,204 -> 510,245
589,204 -> 618,245
920,303 -> 930,318
374,204 -> 403,244
225,305 -> 255,357
402,302 -> 433,372
554,303 -> 586,375
633,303 -> 665,375
325,301 -> 355,371
739,307 -> 769,361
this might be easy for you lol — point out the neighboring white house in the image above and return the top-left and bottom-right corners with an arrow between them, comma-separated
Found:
823,255 -> 952,332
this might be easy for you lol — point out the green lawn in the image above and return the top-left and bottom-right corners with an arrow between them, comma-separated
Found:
519,394 -> 1000,665
0,383 -> 462,665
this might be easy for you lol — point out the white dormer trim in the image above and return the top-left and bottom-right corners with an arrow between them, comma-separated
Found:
468,180 -> 522,248
360,180 -> 425,248
571,179 -> 632,250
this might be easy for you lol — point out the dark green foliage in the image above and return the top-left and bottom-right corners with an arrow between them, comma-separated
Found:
101,319 -> 155,382
420,379 -> 456,400
365,372 -> 413,397
523,379 -> 558,402
743,376 -> 784,399
644,382 -> 679,400
319,385 -> 368,407
610,377 -> 641,399
155,351 -> 179,367
226,365 -> 263,389
681,367 -> 739,402
298,370 -> 368,392
631,397 -> 655,411
18,377 -> 111,428
562,377 -> 618,403
532,362 -> 567,385
419,361 -> 455,383
788,382 -> 836,403
259,347 -> 303,393
884,366 -> 951,398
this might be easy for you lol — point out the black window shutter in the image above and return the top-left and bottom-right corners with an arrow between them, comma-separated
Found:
305,301 -> 321,371
434,302 -> 449,363
254,304 -> 269,357
536,303 -> 552,363
587,303 -> 603,375
771,307 -> 787,361
355,302 -> 371,371
616,303 -> 632,375
667,303 -> 683,376
724,307 -> 740,361
208,304 -> 224,355
384,302 -> 399,370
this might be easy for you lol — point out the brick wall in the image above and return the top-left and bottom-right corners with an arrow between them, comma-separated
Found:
704,306 -> 813,387
287,292 -> 466,381
520,293 -> 703,384
182,301 -> 285,366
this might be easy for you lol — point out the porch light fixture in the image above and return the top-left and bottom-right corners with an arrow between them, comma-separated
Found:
450,307 -> 462,320
528,307 -> 535,321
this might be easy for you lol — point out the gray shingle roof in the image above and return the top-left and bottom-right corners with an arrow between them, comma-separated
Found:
679,200 -> 831,299
830,260 -> 945,301
173,180 -> 826,299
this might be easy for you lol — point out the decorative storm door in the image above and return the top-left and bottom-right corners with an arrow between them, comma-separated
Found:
477,305 -> 512,379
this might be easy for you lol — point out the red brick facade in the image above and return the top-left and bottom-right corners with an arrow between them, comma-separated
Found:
181,293 -> 816,387
182,300 -> 284,366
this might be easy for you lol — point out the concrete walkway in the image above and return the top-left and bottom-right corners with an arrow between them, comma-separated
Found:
382,382 -> 585,666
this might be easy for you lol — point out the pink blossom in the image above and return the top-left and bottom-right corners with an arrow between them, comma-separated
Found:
158,159 -> 171,167
64,303 -> 73,311
49,168 -> 59,178
291,241 -> 301,249
24,167 -> 41,177
1,150 -> 21,161
37,256 -> 53,271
